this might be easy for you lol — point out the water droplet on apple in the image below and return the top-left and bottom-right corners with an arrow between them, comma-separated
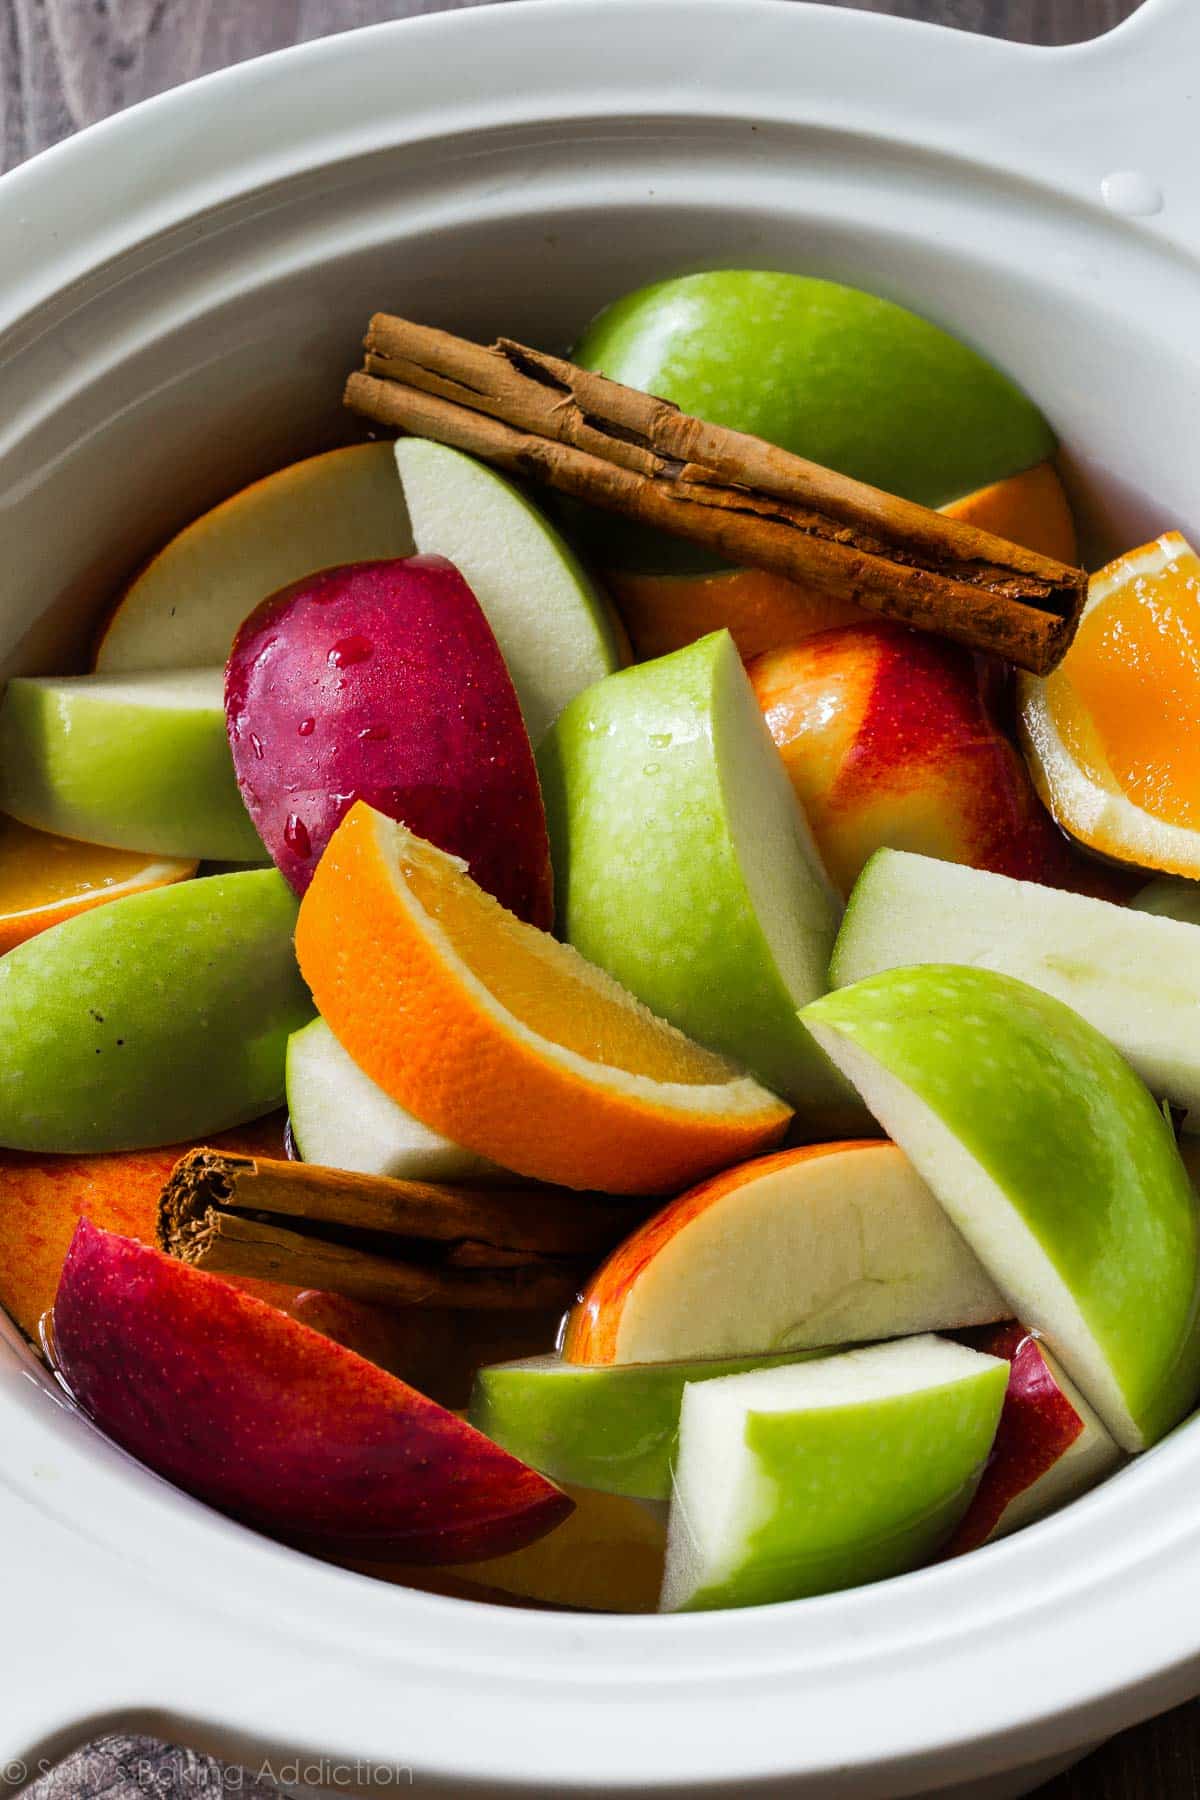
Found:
249,732 -> 265,761
328,635 -> 373,669
358,724 -> 390,742
284,814 -> 312,858
297,718 -> 316,738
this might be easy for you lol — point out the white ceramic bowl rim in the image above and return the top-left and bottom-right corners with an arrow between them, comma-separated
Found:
3,2 -> 1200,1792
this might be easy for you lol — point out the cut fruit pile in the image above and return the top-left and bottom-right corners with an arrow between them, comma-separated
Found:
6,267 -> 1200,1619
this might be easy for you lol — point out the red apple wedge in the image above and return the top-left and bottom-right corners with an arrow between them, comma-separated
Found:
225,555 -> 553,919
562,1142 -> 1008,1364
942,1322 -> 1122,1556
51,1220 -> 572,1562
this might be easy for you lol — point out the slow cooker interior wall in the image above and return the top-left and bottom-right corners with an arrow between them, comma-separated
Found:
3,116 -> 1195,682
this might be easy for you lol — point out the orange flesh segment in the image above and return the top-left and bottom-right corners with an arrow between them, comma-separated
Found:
401,844 -> 730,1087
1048,538 -> 1200,830
0,816 -> 194,952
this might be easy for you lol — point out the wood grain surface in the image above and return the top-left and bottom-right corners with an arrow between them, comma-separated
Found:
3,2 -> 1180,1798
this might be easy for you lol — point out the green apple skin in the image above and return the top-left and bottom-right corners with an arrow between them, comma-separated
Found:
832,849 -> 1200,1116
287,1016 -> 506,1184
394,440 -> 622,745
0,870 -> 311,1151
538,629 -> 859,1126
573,271 -> 1055,572
661,1336 -> 1008,1612
0,670 -> 266,862
802,966 -> 1200,1452
469,1351 -> 814,1500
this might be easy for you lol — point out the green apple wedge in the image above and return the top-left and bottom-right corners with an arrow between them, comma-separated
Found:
0,669 -> 265,861
660,1335 -> 1009,1611
538,629 -> 859,1126
802,965 -> 1200,1452
469,1350 -> 816,1501
574,270 -> 1054,572
395,440 -> 622,744
831,849 -> 1200,1117
0,869 -> 312,1151
287,1016 -> 507,1183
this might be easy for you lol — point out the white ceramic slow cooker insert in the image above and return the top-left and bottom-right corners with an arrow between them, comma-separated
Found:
1,2 -> 1199,1794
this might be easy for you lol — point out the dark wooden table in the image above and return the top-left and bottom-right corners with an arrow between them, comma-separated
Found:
3,2 -> 1186,1796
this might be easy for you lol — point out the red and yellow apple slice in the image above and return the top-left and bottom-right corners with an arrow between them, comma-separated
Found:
52,1220 -> 571,1563
749,624 -> 1122,902
563,1142 -> 1007,1365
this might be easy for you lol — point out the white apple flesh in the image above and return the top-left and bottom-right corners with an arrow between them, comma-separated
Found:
286,1017 -> 508,1184
395,439 -> 622,744
832,848 -> 1200,1116
563,1141 -> 1007,1364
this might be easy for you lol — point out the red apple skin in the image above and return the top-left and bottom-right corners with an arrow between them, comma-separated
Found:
52,1220 -> 572,1563
942,1323 -> 1091,1557
225,556 -> 553,921
749,624 -> 1133,901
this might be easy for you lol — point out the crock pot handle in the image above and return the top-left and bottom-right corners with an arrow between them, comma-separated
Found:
1038,0 -> 1200,255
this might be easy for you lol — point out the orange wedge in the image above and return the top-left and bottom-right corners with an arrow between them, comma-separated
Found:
1020,532 -> 1200,877
295,804 -> 790,1194
606,461 -> 1077,663
941,461 -> 1077,567
0,815 -> 195,953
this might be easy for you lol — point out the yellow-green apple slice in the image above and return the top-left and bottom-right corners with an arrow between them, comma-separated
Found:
469,1349 -> 816,1500
287,1016 -> 507,1183
538,629 -> 856,1126
831,848 -> 1200,1116
0,869 -> 311,1151
942,1323 -> 1121,1556
94,443 -> 411,671
394,440 -> 622,744
0,669 -> 264,862
802,966 -> 1200,1451
563,1142 -> 1006,1365
659,1335 -> 1008,1611
52,1220 -> 571,1562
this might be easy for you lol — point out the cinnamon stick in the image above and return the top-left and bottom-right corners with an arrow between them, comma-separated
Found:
157,1150 -> 645,1311
344,315 -> 1086,676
